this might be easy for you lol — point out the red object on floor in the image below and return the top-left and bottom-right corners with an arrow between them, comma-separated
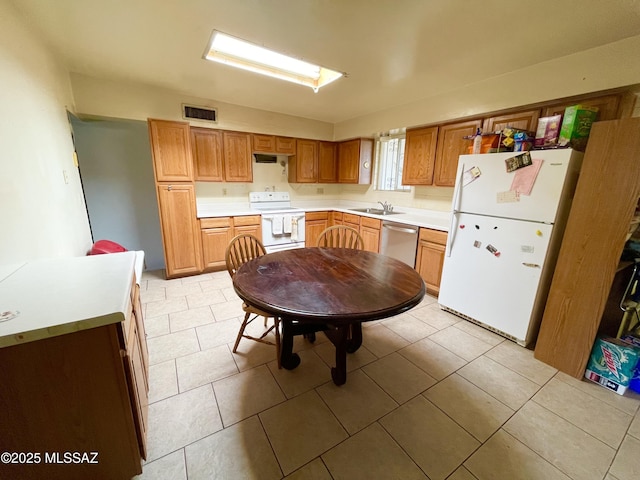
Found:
89,239 -> 127,255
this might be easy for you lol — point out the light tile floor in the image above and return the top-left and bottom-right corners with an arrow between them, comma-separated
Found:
134,269 -> 640,480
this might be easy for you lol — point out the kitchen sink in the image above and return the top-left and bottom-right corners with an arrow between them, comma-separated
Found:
349,208 -> 403,216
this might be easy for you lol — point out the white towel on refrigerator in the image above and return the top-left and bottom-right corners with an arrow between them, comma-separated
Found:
272,216 -> 283,235
291,218 -> 298,241
283,215 -> 292,234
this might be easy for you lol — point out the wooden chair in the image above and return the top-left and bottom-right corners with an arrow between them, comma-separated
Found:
225,234 -> 281,368
317,225 -> 364,249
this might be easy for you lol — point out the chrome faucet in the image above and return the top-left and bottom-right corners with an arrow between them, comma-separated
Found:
378,201 -> 393,213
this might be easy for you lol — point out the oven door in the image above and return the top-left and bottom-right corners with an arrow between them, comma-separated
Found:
261,213 -> 306,247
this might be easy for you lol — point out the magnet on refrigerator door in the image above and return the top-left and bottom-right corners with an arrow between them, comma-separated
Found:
463,166 -> 482,186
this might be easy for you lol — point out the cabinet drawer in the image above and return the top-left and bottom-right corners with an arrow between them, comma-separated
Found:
360,216 -> 381,229
343,213 -> 361,225
200,217 -> 232,228
419,228 -> 448,245
306,211 -> 329,221
233,215 -> 261,226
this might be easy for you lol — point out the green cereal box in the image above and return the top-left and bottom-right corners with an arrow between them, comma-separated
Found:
585,336 -> 640,395
558,105 -> 599,151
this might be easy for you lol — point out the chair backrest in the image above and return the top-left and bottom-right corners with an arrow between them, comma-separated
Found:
317,225 -> 364,250
225,234 -> 267,278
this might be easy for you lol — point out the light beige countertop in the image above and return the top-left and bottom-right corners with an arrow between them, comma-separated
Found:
196,201 -> 450,231
0,251 -> 141,348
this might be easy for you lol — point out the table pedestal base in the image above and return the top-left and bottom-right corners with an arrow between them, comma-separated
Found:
280,319 -> 362,386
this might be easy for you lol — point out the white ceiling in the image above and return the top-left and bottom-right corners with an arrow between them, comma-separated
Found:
10,0 -> 640,124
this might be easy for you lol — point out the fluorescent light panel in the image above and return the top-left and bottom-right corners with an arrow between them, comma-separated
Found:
204,30 -> 343,92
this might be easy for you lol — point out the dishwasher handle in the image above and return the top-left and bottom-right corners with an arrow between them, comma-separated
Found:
383,224 -> 418,234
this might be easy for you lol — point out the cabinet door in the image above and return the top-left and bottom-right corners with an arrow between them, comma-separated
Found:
338,139 -> 373,184
360,216 -> 381,253
338,139 -> 360,183
543,94 -> 621,122
148,119 -> 193,182
434,120 -> 482,187
223,131 -> 253,182
483,109 -> 540,134
157,184 -> 203,277
201,226 -> 234,270
402,126 -> 438,185
306,219 -> 329,247
289,139 -> 318,183
360,226 -> 380,253
306,211 -> 330,247
318,142 -> 337,183
252,134 -> 276,153
191,127 -> 224,181
276,136 -> 296,155
124,321 -> 148,460
415,229 -> 447,296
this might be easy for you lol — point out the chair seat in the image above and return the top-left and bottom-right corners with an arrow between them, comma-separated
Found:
242,302 -> 275,318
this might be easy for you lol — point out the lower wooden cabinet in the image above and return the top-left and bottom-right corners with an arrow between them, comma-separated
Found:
201,217 -> 234,270
305,211 -> 330,247
360,216 -> 381,252
415,228 -> 448,296
157,184 -> 203,278
0,264 -> 148,480
201,215 -> 262,271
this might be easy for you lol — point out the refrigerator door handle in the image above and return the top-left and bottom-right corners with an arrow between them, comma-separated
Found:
446,163 -> 465,257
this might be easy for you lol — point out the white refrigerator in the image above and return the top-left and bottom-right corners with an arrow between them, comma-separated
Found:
438,149 -> 583,346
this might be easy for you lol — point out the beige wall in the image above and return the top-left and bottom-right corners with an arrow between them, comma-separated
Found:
0,0 -> 92,263
335,34 -> 640,139
68,34 -> 640,212
71,73 -> 334,141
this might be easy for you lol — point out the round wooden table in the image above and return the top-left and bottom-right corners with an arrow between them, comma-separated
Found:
232,247 -> 426,385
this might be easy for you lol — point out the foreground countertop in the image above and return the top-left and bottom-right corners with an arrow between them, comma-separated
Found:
197,201 -> 451,232
0,251 -> 141,348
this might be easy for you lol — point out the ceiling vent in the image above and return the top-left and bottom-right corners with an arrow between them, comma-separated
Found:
182,104 -> 217,123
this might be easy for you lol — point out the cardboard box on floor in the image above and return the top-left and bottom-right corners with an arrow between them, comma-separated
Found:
584,336 -> 640,395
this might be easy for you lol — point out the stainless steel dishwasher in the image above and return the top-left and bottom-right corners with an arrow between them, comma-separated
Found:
380,221 -> 419,267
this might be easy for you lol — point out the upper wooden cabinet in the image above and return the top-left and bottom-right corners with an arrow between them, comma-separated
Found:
318,141 -> 338,183
275,136 -> 296,155
434,119 -> 482,187
338,138 -> 373,184
289,139 -> 319,183
483,109 -> 540,134
148,119 -> 193,182
223,131 -> 253,182
252,134 -> 297,155
403,126 -> 438,186
543,94 -> 622,122
191,127 -> 224,181
252,134 -> 275,153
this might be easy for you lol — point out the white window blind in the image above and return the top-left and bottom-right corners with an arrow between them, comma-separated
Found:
374,135 -> 409,191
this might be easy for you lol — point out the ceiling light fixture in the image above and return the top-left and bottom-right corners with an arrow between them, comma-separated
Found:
203,30 -> 344,93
